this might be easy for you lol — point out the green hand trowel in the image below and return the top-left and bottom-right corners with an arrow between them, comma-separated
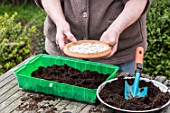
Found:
124,47 -> 148,100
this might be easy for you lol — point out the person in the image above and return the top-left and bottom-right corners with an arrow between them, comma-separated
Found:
34,0 -> 151,74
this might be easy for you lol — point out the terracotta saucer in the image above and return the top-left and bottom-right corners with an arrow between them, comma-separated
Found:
63,40 -> 111,59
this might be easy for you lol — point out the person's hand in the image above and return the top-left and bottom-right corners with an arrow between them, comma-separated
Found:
56,21 -> 77,50
100,28 -> 120,58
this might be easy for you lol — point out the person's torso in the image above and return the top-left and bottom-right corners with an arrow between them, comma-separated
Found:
44,0 -> 147,64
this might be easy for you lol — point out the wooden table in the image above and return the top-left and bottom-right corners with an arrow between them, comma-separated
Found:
0,57 -> 169,113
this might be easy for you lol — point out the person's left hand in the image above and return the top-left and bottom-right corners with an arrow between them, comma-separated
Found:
100,28 -> 120,58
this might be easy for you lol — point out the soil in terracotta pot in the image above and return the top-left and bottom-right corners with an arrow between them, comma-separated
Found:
99,77 -> 170,110
31,64 -> 110,89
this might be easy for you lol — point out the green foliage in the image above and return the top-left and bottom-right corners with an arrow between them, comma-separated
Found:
0,13 -> 37,75
0,4 -> 46,55
144,0 -> 170,79
0,0 -> 34,5
0,4 -> 45,25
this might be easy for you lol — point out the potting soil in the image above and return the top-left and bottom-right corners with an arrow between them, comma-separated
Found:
99,77 -> 170,110
31,64 -> 110,89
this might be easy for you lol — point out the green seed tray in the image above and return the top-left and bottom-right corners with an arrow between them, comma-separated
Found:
14,54 -> 119,103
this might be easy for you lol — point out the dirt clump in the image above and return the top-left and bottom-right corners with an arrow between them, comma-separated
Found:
16,92 -> 58,113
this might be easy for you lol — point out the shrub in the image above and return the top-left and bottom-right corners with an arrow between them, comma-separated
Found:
0,0 -> 34,5
0,4 -> 46,55
0,13 -> 37,75
144,0 -> 170,79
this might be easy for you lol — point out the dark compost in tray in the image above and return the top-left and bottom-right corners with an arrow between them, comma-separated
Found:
31,64 -> 110,89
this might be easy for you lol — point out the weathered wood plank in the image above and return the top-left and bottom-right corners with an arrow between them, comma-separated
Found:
3,90 -> 38,113
35,98 -> 61,113
164,80 -> 170,87
12,92 -> 37,113
0,89 -> 26,111
0,74 -> 16,88
0,73 -> 13,83
89,104 -> 112,113
0,78 -> 18,97
141,74 -> 152,79
0,68 -> 17,82
23,111 -> 37,113
79,104 -> 95,113
13,108 -> 24,113
1,97 -> 23,113
154,76 -> 161,81
11,92 -> 61,113
155,76 -> 166,83
92,105 -> 170,113
59,101 -> 87,113
115,71 -> 121,77
26,98 -> 61,113
161,105 -> 170,113
116,72 -> 130,78
54,99 -> 71,112
0,84 -> 18,104
166,107 -> 169,113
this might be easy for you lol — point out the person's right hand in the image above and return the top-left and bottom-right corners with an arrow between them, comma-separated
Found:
56,21 -> 77,51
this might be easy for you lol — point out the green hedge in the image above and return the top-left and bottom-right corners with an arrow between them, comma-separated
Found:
0,13 -> 37,75
144,0 -> 170,79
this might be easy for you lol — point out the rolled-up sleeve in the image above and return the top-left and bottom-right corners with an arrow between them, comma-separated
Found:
34,0 -> 44,9
122,0 -> 152,14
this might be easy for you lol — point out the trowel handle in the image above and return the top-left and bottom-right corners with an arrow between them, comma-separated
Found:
135,47 -> 144,70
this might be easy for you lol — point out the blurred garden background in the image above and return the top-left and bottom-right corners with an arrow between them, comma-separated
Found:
0,0 -> 169,79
